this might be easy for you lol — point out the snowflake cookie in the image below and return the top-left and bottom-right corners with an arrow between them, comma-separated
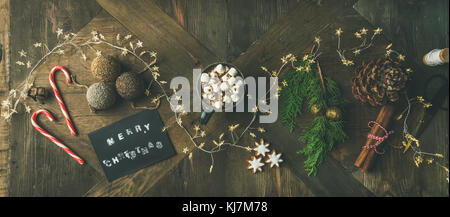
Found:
247,156 -> 265,173
253,138 -> 270,157
265,150 -> 283,168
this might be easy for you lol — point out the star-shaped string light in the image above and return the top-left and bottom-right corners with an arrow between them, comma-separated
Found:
247,156 -> 265,173
265,150 -> 283,168
253,138 -> 270,157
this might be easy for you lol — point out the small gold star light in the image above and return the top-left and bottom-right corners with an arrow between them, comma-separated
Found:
56,28 -> 63,38
193,124 -> 200,132
24,105 -> 31,113
18,49 -> 27,57
252,105 -> 258,113
253,138 -> 270,157
354,32 -> 362,38
353,49 -> 361,56
314,36 -> 321,44
385,49 -> 392,57
247,156 -> 265,173
265,150 -> 283,168
182,147 -> 189,154
360,28 -> 368,35
136,40 -> 143,48
397,54 -> 406,61
335,28 -> 343,36
228,124 -> 239,132
374,27 -> 382,35
257,127 -> 266,133
302,54 -> 309,61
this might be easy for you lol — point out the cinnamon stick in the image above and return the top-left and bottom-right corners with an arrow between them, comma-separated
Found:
354,104 -> 395,170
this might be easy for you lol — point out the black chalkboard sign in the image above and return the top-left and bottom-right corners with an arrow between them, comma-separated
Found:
88,110 -> 176,182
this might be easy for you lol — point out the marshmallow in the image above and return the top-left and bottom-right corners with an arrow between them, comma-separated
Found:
220,82 -> 229,91
221,75 -> 229,82
231,94 -> 240,102
200,73 -> 210,83
203,86 -> 212,93
209,77 -> 220,85
209,71 -> 218,79
236,76 -> 244,86
214,101 -> 222,109
223,95 -> 232,104
228,77 -> 236,86
214,64 -> 225,75
212,84 -> 220,93
231,85 -> 241,94
235,80 -> 244,87
208,93 -> 216,100
228,67 -> 238,76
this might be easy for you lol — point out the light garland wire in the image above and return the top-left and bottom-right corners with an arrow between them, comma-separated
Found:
396,93 -> 448,183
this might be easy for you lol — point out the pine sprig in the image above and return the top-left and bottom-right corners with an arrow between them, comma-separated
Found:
280,53 -> 347,175
280,64 -> 306,132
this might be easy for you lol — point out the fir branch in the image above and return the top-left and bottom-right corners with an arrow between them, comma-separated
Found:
280,65 -> 306,132
280,52 -> 347,176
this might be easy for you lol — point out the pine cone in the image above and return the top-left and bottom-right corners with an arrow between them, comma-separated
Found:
352,58 -> 408,106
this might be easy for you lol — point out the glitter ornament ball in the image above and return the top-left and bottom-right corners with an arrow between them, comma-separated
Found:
115,72 -> 145,100
325,107 -> 342,120
91,55 -> 121,82
86,82 -> 117,110
310,104 -> 322,116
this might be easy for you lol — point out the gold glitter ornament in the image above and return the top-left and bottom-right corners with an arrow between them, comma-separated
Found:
325,107 -> 342,120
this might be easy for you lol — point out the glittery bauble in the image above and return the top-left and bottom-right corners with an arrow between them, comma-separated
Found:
91,55 -> 121,82
86,82 -> 117,110
325,107 -> 342,120
115,72 -> 145,100
310,104 -> 322,116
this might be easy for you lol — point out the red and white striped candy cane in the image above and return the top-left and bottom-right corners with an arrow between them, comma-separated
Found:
49,66 -> 77,136
31,109 -> 84,165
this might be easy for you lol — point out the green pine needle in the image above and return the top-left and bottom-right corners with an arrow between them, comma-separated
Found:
280,55 -> 347,176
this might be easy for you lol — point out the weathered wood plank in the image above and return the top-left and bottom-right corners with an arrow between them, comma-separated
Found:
97,2 -> 376,197
231,0 -> 386,196
8,0 -> 103,196
354,0 -> 449,196
0,0 -> 11,197
98,0 -> 312,198
84,0 -> 223,196
148,0 -> 314,197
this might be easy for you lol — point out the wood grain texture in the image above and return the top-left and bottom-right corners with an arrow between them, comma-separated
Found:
0,0 -> 11,197
148,0 -> 315,197
353,0 -> 449,197
8,0 -> 103,196
96,0 -> 376,196
3,0 -> 447,196
230,0 -> 386,196
86,0 -> 223,196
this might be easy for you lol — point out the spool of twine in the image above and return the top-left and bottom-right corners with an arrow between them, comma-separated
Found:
423,48 -> 449,66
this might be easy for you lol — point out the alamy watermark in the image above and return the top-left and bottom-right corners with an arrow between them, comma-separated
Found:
168,69 -> 278,123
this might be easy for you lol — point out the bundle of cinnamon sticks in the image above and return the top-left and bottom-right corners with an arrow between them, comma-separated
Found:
354,104 -> 395,172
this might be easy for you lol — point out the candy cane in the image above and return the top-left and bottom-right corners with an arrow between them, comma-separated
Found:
49,66 -> 77,136
31,109 -> 84,165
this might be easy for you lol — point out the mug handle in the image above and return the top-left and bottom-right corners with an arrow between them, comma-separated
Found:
200,110 -> 215,124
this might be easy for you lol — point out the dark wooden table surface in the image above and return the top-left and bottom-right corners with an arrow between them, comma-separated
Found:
0,0 -> 448,197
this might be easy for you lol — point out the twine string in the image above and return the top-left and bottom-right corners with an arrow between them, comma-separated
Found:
364,121 -> 394,154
